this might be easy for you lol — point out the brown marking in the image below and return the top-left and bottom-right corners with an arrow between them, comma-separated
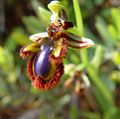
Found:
20,47 -> 35,59
32,63 -> 64,90
27,55 -> 36,81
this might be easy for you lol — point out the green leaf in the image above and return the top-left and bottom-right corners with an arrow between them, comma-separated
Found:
103,108 -> 120,119
10,28 -> 31,45
108,25 -> 118,40
31,0 -> 43,14
31,0 -> 51,28
111,8 -> 120,34
0,47 -> 6,64
22,16 -> 45,33
38,7 -> 51,25
87,65 -> 115,112
5,36 -> 17,52
80,111 -> 100,119
0,47 -> 14,72
112,51 -> 120,65
95,16 -> 113,46
111,71 -> 120,83
93,84 -> 112,112
91,45 -> 104,68
70,105 -> 79,119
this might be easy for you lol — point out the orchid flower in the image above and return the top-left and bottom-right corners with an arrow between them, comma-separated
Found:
20,1 -> 94,90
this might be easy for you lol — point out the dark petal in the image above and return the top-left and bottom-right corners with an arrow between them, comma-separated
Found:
34,45 -> 51,77
63,21 -> 73,30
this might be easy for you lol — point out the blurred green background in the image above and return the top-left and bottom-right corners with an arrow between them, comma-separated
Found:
0,0 -> 120,119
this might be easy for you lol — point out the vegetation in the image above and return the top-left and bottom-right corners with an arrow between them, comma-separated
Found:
0,0 -> 120,119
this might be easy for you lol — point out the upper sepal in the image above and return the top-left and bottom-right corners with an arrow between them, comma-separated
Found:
48,1 -> 68,21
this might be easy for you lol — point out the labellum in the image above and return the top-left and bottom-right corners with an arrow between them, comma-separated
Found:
34,44 -> 51,77
20,1 -> 94,90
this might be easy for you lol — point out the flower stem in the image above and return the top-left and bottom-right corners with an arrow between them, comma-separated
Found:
73,0 -> 115,111
72,0 -> 88,65
73,0 -> 84,36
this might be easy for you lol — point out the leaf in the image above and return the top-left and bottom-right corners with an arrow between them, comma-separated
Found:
38,7 -> 51,24
111,71 -> 120,83
112,51 -> 120,65
10,28 -> 31,45
95,16 -> 113,46
103,107 -> 120,119
0,47 -> 14,72
0,47 -> 7,64
80,111 -> 100,119
108,25 -> 118,41
111,8 -> 120,34
91,45 -> 104,68
31,0 -> 51,28
70,105 -> 79,119
5,36 -> 17,52
87,66 -> 115,112
22,16 -> 45,33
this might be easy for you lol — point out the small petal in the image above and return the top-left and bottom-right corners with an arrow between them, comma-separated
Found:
50,38 -> 67,64
68,37 -> 94,49
29,32 -> 49,42
66,33 -> 94,49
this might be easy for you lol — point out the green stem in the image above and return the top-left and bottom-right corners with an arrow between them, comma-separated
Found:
73,0 -> 88,65
73,0 -> 84,36
73,0 -> 115,111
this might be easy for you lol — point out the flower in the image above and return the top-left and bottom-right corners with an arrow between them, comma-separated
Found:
20,1 -> 94,90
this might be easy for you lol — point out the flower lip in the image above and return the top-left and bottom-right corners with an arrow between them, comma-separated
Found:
34,44 -> 52,77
